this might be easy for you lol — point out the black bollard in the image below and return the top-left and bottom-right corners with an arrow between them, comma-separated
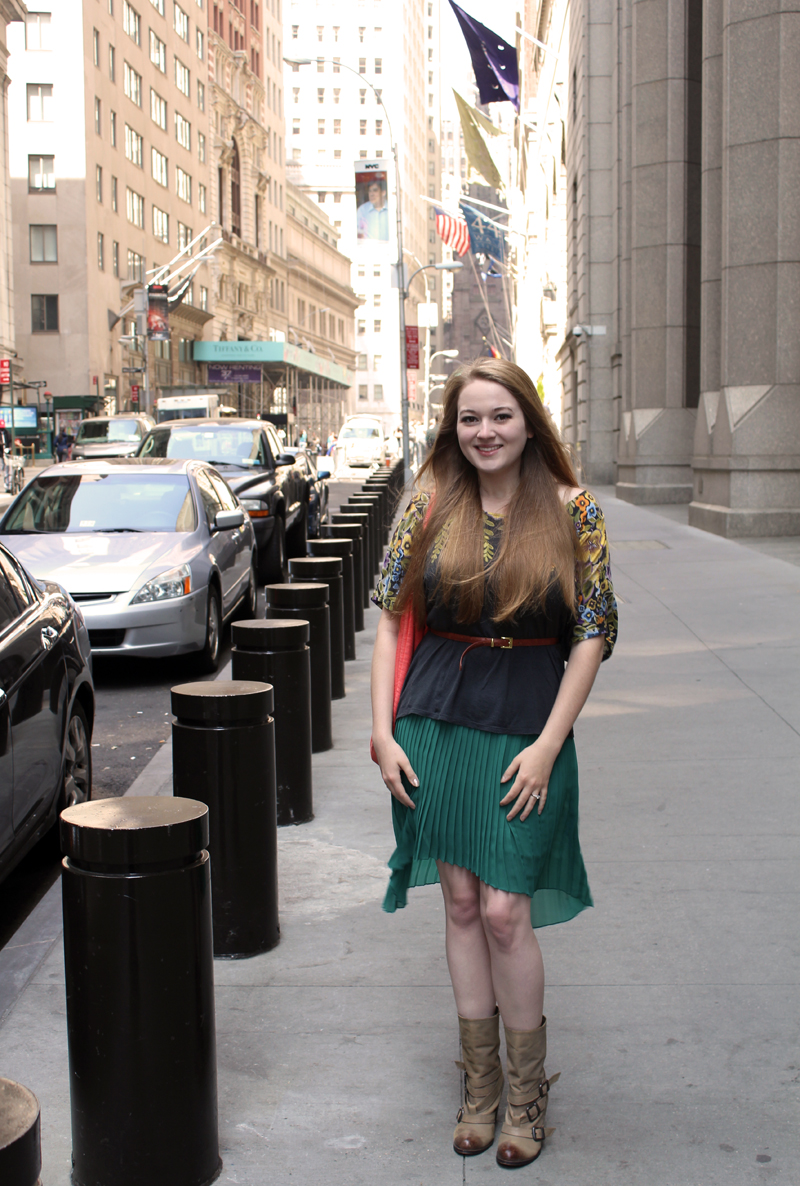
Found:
347,493 -> 383,569
307,538 -> 356,660
331,511 -> 372,608
171,681 -> 279,957
0,1078 -> 40,1186
231,619 -> 314,825
266,582 -> 332,753
289,556 -> 345,700
322,521 -> 365,631
60,797 -> 220,1186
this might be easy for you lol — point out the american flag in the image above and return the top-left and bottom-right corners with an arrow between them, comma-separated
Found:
434,208 -> 470,257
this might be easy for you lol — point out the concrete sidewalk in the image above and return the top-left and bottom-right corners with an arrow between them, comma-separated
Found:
0,489 -> 798,1185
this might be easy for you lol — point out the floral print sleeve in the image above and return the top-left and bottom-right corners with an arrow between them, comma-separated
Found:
372,490 -> 431,611
568,491 -> 618,660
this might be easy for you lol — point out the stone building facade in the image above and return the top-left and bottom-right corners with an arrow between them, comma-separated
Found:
560,0 -> 800,535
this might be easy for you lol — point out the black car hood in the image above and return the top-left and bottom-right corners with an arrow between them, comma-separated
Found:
211,468 -> 277,497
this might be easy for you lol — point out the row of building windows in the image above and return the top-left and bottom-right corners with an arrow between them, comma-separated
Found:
291,24 -> 383,41
121,0 -> 205,61
357,320 -> 382,335
357,384 -> 383,401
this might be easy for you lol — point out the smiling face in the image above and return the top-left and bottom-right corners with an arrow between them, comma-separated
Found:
368,182 -> 385,209
456,379 -> 533,483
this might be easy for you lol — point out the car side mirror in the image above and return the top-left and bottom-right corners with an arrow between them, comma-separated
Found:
213,509 -> 244,531
274,452 -> 296,466
317,464 -> 332,479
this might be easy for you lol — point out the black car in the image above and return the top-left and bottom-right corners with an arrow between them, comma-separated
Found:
0,541 -> 94,885
137,419 -> 309,583
284,448 -> 331,538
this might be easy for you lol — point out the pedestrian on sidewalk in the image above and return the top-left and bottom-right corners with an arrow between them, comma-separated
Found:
370,358 -> 617,1168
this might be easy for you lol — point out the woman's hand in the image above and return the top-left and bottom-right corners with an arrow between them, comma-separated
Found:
499,738 -> 559,821
372,735 -> 419,809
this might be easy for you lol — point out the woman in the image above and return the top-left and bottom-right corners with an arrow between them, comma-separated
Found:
370,359 -> 616,1168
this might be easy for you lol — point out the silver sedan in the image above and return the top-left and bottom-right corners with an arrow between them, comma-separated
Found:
0,459 -> 257,672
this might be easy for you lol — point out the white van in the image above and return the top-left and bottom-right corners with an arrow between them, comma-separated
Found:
155,393 -> 237,422
336,416 -> 386,468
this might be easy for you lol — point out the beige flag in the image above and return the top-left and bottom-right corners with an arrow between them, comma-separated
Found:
453,90 -> 504,191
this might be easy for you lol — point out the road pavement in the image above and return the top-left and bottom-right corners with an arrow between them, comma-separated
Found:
0,488 -> 798,1184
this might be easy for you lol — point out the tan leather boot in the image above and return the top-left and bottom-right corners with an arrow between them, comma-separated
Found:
496,1016 -> 560,1168
452,1012 -> 504,1156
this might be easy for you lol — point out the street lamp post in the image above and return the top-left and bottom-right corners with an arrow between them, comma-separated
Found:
284,55 -> 462,479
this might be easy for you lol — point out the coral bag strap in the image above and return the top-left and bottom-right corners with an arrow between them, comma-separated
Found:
370,497 -> 432,765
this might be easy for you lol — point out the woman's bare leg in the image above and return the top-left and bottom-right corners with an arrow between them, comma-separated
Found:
480,884 -> 544,1030
437,861 -> 497,1018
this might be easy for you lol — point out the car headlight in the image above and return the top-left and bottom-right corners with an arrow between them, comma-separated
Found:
131,563 -> 192,604
240,499 -> 270,518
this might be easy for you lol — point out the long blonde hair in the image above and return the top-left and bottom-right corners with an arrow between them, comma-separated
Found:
394,359 -> 580,625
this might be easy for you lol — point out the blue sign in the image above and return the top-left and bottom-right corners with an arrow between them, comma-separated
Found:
207,364 -> 263,385
0,406 -> 38,429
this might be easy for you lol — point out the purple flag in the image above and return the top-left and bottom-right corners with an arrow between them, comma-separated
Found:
449,2 -> 519,111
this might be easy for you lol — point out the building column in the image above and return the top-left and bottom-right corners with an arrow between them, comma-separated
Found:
689,1 -> 800,536
615,0 -> 700,505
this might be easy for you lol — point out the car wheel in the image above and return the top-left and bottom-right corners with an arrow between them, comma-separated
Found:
286,500 -> 308,558
259,516 -> 287,584
62,702 -> 92,809
197,584 -> 222,673
236,558 -> 258,620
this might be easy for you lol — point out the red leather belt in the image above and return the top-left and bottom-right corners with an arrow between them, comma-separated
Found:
429,630 -> 559,671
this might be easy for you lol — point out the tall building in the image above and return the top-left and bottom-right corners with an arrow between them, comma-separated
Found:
283,0 -> 438,431
9,0 -> 214,418
0,1 -> 25,377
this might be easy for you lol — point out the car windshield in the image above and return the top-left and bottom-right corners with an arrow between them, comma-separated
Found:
340,424 -> 381,440
141,427 -> 263,467
2,474 -> 196,534
76,419 -> 142,443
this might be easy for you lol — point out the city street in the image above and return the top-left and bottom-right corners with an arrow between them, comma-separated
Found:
0,489 -> 798,1184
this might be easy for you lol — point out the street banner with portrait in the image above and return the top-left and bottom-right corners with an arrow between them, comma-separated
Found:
147,284 -> 170,341
355,161 -> 390,243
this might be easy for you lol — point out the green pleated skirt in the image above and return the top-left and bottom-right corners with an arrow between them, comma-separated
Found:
383,714 -> 593,929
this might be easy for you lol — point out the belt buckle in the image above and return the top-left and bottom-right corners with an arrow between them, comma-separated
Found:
499,636 -> 513,650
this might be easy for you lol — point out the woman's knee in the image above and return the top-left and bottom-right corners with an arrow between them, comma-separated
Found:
481,890 -> 531,950
439,866 -> 481,928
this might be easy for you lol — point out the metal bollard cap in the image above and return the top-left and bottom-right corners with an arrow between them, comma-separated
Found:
266,581 -> 329,608
289,556 -> 343,578
232,618 -> 309,651
0,1078 -> 41,1186
171,679 -> 274,723
60,796 -> 209,867
307,539 -> 353,557
322,523 -> 362,540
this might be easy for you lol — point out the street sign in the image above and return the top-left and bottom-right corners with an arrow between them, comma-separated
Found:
0,359 -> 10,386
130,385 -> 140,404
405,326 -> 420,370
122,367 -> 145,373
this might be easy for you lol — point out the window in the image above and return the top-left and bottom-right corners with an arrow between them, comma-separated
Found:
198,131 -> 206,162
150,29 -> 166,70
376,118 -> 382,136
357,353 -> 367,369
111,176 -> 118,211
196,79 -> 205,110
28,155 -> 55,191
124,62 -> 143,105
316,24 -> 323,40
374,320 -> 381,332
332,57 -> 340,72
123,1 -> 141,44
152,147 -> 168,183
196,28 -> 204,58
151,0 -> 165,12
373,293 -> 381,306
112,241 -> 120,277
175,58 -> 190,95
375,58 -> 382,73
291,24 -> 298,39
357,319 -> 365,335
177,221 -> 192,249
125,124 -> 144,166
94,96 -> 102,134
359,26 -> 365,41
96,165 -> 103,202
97,232 -> 105,270
199,285 -> 208,311
293,87 -> 299,104
334,118 -> 341,134
32,295 -> 59,333
358,385 -> 368,400
359,58 -> 366,74
93,28 -> 100,66
26,84 -> 53,122
151,88 -> 167,128
153,206 -> 169,242
373,265 -> 381,277
359,89 -> 366,105
25,12 -> 51,50
230,139 -> 240,234
198,182 -> 206,213
359,119 -> 366,135
318,119 -> 324,135
175,111 -> 191,149
109,44 -> 116,81
292,118 -> 300,135
174,2 -> 189,40
176,165 -> 192,203
127,249 -> 145,281
317,88 -> 324,104
374,383 -> 383,399
316,57 -> 324,72
126,187 -> 144,227
374,352 -> 382,365
30,225 -> 57,263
